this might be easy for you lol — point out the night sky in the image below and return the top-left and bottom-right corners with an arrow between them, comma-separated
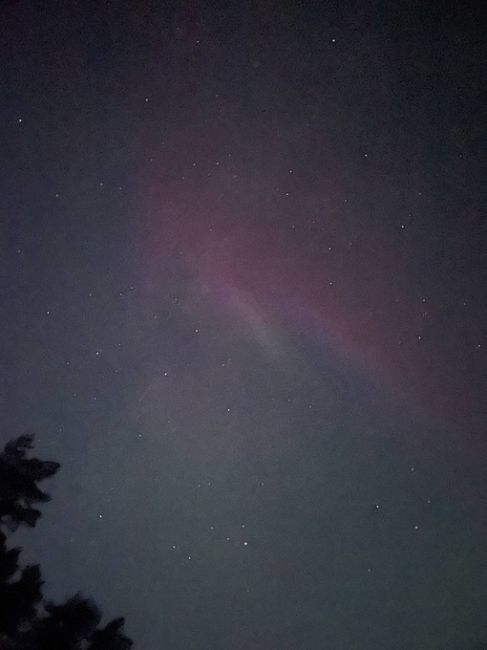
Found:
2,2 -> 487,648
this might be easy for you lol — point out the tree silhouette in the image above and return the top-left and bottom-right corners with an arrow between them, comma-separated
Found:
0,434 -> 133,649
0,434 -> 59,530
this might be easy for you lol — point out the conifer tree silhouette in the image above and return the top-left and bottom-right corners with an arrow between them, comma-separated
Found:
0,434 -> 133,649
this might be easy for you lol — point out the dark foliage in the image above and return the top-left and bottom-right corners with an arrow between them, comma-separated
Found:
0,434 -> 59,530
87,618 -> 134,650
0,435 -> 133,649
